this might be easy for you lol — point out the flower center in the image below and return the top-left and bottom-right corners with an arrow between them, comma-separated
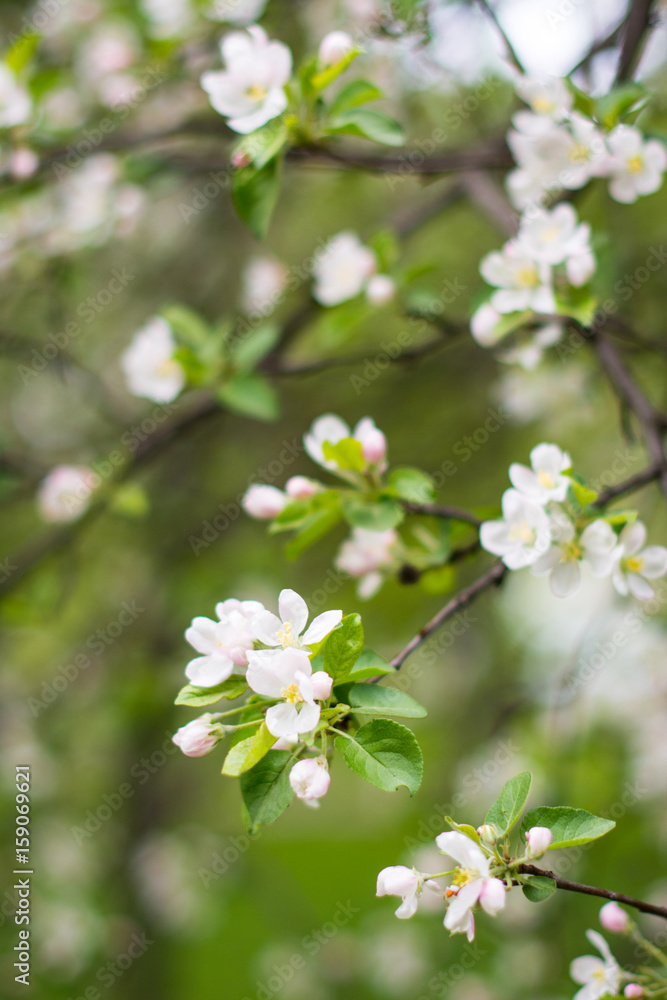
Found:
509,519 -> 536,545
591,967 -> 607,982
625,555 -> 644,574
276,621 -> 297,647
452,866 -> 478,888
517,266 -> 538,287
532,96 -> 554,114
537,470 -> 556,489
157,358 -> 179,377
280,683 -> 303,705
246,83 -> 267,101
569,143 -> 590,164
627,155 -> 643,174
563,541 -> 582,563
540,226 -> 561,243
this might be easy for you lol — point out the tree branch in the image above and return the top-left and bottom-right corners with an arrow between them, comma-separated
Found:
520,863 -> 667,920
402,502 -> 482,526
614,0 -> 655,84
474,0 -> 525,73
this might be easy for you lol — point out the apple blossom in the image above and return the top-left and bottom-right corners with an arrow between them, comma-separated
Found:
611,522 -> 667,600
310,671 -> 333,701
285,476 -> 319,500
208,0 -> 268,25
366,274 -> 396,305
470,303 -> 505,347
606,126 -> 667,204
335,527 -> 399,599
184,599 -> 264,687
509,443 -> 572,504
624,986 -> 645,998
37,466 -> 99,523
9,148 -> 39,180
121,317 -> 186,403
436,831 -> 506,941
318,30 -> 355,67
599,902 -> 630,935
201,25 -> 292,134
0,63 -> 32,128
312,232 -> 377,306
570,930 -> 622,1000
172,713 -> 223,757
516,203 -> 594,270
479,242 -> 555,315
515,76 -> 572,120
304,413 -> 388,475
525,826 -> 553,859
531,516 -> 616,598
240,255 -> 288,314
246,647 -> 327,738
289,757 -> 330,806
242,483 -> 288,519
480,488 -> 551,569
376,866 -> 427,920
251,588 -> 342,655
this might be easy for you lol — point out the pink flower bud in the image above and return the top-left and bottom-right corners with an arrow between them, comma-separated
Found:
231,149 -> 251,169
476,824 -> 499,846
242,484 -> 287,519
172,714 -> 221,757
366,274 -> 396,306
289,757 -> 330,805
600,901 -> 630,934
10,147 -> 39,179
285,476 -> 318,500
360,428 -> 387,465
318,31 -> 355,68
525,826 -> 553,859
624,986 -> 644,998
311,671 -> 333,701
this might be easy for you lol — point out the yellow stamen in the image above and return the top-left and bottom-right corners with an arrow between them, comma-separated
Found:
627,156 -> 643,174
532,97 -> 554,114
625,555 -> 644,574
537,470 -> 556,489
509,520 -> 536,545
563,541 -> 582,563
280,683 -> 303,705
569,143 -> 590,164
516,266 -> 538,287
246,84 -> 267,100
275,621 -> 297,648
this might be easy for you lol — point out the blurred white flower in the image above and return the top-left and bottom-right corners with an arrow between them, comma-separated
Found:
606,125 -> 667,203
480,488 -> 551,569
509,442 -> 572,503
304,413 -> 387,474
611,521 -> 667,600
0,63 -> 32,128
242,483 -> 288,519
141,0 -> 195,38
570,930 -> 622,1000
207,0 -> 268,24
376,866 -> 424,919
335,527 -> 399,599
241,255 -> 288,314
480,242 -> 555,314
366,273 -> 396,305
37,465 -> 98,522
289,757 -> 330,806
201,25 -> 292,134
312,232 -> 377,305
121,317 -> 186,403
515,76 -> 572,120
319,31 -> 355,68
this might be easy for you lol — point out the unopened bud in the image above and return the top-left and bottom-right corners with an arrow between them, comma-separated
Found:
360,428 -> 387,465
624,986 -> 645,998
242,484 -> 287,519
525,826 -> 553,859
600,901 -> 631,934
366,274 -> 396,306
286,476 -> 318,500
318,31 -> 355,68
476,824 -> 499,846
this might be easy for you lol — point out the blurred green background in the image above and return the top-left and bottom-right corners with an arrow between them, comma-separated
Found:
1,1 -> 667,998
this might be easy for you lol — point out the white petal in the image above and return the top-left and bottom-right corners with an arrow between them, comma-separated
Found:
278,589 -> 309,634
627,573 -> 655,600
265,702 -> 300,738
619,520 -> 646,556
480,520 -> 514,556
509,463 -> 540,497
185,655 -> 233,687
302,609 -> 343,644
245,656 -> 285,698
395,894 -> 419,919
550,559 -> 581,598
252,610 -> 283,645
435,832 -> 488,873
185,617 -> 220,654
570,955 -> 605,986
479,878 -> 506,916
639,546 -> 667,578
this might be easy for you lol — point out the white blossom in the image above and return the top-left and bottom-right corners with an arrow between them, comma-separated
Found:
184,599 -> 264,687
304,413 -> 387,474
246,647 -> 328,739
436,832 -> 506,941
531,516 -> 616,598
376,866 -> 426,920
312,232 -> 377,305
606,125 -> 667,204
335,528 -> 399,599
37,466 -> 98,523
251,588 -> 342,656
172,713 -> 223,757
480,488 -> 551,570
201,26 -> 292,134
470,303 -> 505,347
208,0 -> 268,25
515,76 -> 572,120
318,31 -> 355,68
289,757 -> 330,806
479,242 -> 555,315
611,521 -> 667,600
121,317 -> 186,403
240,255 -> 288,314
366,273 -> 396,305
242,483 -> 288,519
516,203 -> 593,270
0,63 -> 32,128
570,930 -> 622,1000
509,443 -> 572,503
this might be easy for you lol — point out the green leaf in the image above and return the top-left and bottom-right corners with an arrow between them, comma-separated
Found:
335,719 -> 422,794
233,324 -> 280,370
234,118 -> 289,169
322,437 -> 364,471
221,722 -> 275,777
329,80 -> 384,118
342,496 -> 405,530
175,677 -> 247,707
601,510 -> 637,527
568,478 -> 599,507
285,503 -> 343,559
347,684 -> 427,718
520,806 -> 616,849
419,565 -> 457,596
522,875 -> 557,903
311,48 -> 361,91
270,498 -> 311,532
327,109 -> 405,147
5,32 -> 40,74
484,771 -> 532,836
161,304 -> 211,348
368,228 -> 400,272
595,83 -> 649,130
346,648 -> 395,681
388,466 -> 436,503
323,613 -> 364,682
240,750 -> 296,832
565,78 -> 596,119
217,372 -> 279,421
444,817 -> 481,843
232,158 -> 282,239
555,286 -> 597,326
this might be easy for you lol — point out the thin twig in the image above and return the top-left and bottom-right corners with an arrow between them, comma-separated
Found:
402,502 -> 482,526
593,463 -> 662,507
520,864 -> 667,920
474,0 -> 525,73
614,0 -> 655,83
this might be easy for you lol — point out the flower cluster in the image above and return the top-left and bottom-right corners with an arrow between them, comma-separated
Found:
313,232 -> 396,307
507,75 -> 667,209
121,317 -> 186,404
480,443 -> 667,599
471,203 -> 595,369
